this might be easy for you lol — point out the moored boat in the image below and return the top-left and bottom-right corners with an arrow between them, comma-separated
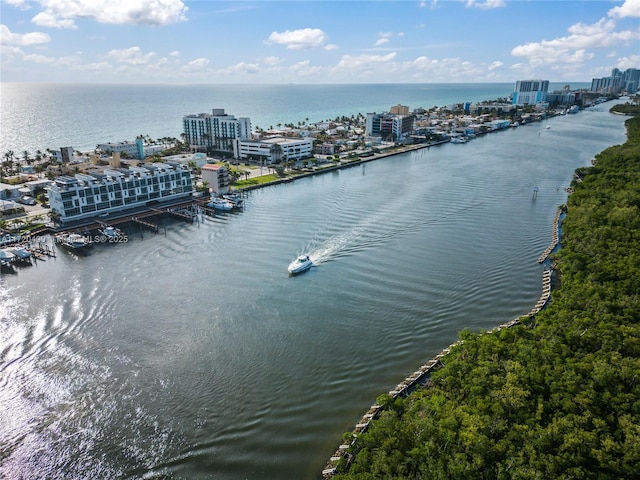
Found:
207,197 -> 234,211
57,233 -> 90,249
8,246 -> 32,263
222,193 -> 244,208
0,248 -> 16,266
98,225 -> 126,241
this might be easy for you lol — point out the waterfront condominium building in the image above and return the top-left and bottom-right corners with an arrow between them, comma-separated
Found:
47,162 -> 193,222
512,79 -> 550,106
234,137 -> 314,164
182,108 -> 252,156
365,112 -> 416,142
590,75 -> 623,95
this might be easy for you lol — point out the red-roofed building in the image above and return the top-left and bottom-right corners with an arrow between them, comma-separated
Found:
201,164 -> 230,195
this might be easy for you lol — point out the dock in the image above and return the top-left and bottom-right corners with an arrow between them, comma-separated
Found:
131,216 -> 159,232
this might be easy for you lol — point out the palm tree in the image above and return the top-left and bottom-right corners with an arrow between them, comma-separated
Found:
22,150 -> 32,166
269,143 -> 283,164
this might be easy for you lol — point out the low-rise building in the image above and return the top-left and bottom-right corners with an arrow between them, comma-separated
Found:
201,164 -> 230,195
97,141 -> 140,158
315,143 -> 335,156
47,162 -> 193,222
234,137 -> 313,164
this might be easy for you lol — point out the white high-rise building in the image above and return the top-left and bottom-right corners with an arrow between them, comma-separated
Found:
512,80 -> 550,106
183,109 -> 251,156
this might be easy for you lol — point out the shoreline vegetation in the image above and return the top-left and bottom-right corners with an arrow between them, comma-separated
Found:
324,106 -> 640,479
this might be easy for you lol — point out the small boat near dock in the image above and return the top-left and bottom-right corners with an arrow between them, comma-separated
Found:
98,225 -> 127,242
207,197 -> 234,211
8,246 -> 32,263
56,233 -> 90,250
0,248 -> 16,267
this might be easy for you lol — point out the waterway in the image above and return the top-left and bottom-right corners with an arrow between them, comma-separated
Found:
0,104 -> 629,479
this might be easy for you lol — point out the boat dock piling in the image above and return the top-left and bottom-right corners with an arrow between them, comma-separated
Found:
131,216 -> 159,233
27,243 -> 56,260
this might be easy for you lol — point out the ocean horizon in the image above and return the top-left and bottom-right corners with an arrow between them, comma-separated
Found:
1,82 -> 589,155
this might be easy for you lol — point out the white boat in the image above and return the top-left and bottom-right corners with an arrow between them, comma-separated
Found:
288,254 -> 313,274
98,225 -> 125,240
207,197 -> 234,211
223,194 -> 244,208
58,233 -> 90,249
450,136 -> 467,143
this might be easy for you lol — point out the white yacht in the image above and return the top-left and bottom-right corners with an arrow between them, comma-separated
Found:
58,233 -> 90,249
288,254 -> 313,274
207,197 -> 234,211
98,225 -> 125,241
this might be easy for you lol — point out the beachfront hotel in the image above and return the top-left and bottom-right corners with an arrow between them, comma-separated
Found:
48,162 -> 193,222
512,80 -> 550,106
183,108 -> 252,156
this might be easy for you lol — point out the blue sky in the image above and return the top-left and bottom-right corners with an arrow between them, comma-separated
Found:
1,0 -> 638,84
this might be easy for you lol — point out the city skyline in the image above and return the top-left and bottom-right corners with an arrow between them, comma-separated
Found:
1,0 -> 639,84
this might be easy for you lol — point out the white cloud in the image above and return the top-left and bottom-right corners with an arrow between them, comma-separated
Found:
488,61 -> 504,70
106,46 -> 155,65
0,24 -> 50,45
75,61 -> 111,72
511,17 -> 640,68
5,0 -> 30,9
263,56 -> 282,66
181,57 -> 209,72
335,52 -> 397,72
219,61 -> 260,75
466,0 -> 506,9
266,28 -> 327,50
289,60 -> 321,77
30,0 -> 188,27
403,56 -> 483,80
324,44 -> 338,51
608,0 -> 640,19
618,54 -> 640,69
31,11 -> 77,29
0,45 -> 25,61
23,53 -> 56,63
375,38 -> 390,46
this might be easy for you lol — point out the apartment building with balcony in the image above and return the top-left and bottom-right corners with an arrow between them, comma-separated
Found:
47,163 -> 193,222
183,108 -> 252,156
